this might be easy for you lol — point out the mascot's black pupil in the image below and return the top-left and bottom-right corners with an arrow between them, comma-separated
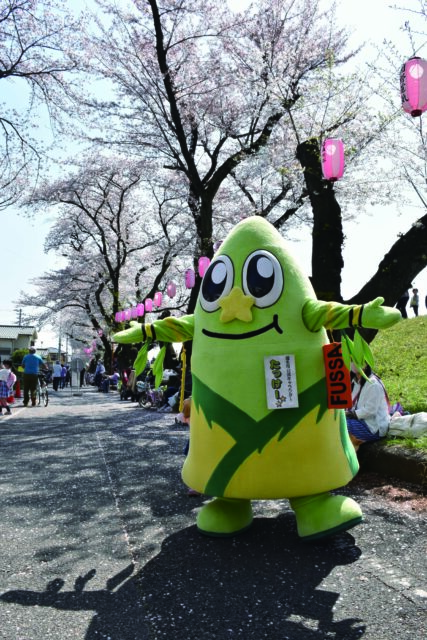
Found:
202,261 -> 228,302
247,255 -> 274,298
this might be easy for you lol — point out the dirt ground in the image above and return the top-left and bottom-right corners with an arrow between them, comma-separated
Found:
349,471 -> 427,514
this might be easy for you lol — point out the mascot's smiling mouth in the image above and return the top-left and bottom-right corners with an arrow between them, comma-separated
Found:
202,314 -> 283,340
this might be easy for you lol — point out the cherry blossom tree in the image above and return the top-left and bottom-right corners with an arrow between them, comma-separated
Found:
17,0 -> 427,341
17,157 -> 190,366
0,0 -> 83,207
81,0 -> 368,309
79,0 -> 425,311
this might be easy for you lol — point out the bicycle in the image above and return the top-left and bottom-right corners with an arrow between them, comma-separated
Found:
136,380 -> 164,409
37,374 -> 49,407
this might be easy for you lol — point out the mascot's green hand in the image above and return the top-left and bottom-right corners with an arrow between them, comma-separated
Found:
361,297 -> 401,329
112,321 -> 144,344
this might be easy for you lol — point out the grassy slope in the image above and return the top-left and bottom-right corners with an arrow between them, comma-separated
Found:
372,316 -> 427,413
371,316 -> 427,450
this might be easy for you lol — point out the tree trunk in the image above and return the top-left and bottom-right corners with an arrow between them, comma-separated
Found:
296,138 -> 344,302
187,195 -> 214,314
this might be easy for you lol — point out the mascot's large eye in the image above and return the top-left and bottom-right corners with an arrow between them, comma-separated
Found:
199,255 -> 234,312
242,250 -> 283,308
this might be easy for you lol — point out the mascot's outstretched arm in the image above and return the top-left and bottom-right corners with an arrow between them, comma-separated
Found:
302,296 -> 401,372
113,315 -> 195,344
113,316 -> 195,379
302,296 -> 401,332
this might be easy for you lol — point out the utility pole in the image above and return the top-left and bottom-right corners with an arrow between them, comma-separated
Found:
58,318 -> 62,363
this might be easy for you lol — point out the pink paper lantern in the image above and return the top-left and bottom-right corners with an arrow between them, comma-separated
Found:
124,308 -> 132,321
400,56 -> 427,117
84,347 -> 92,354
185,268 -> 195,289
145,298 -> 153,312
321,138 -> 345,181
166,281 -> 176,298
198,256 -> 211,277
131,307 -> 138,319
136,303 -> 145,317
118,310 -> 125,322
154,291 -> 163,307
114,312 -> 121,322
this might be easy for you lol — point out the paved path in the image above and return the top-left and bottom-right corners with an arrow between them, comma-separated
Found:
0,388 -> 426,639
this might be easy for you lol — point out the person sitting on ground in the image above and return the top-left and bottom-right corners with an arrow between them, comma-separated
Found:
346,364 -> 390,450
101,369 -> 120,393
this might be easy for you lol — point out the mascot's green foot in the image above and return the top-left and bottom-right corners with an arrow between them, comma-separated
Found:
197,498 -> 253,537
289,493 -> 363,541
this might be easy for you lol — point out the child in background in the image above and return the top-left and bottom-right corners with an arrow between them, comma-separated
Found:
410,288 -> 419,316
175,395 -> 191,426
182,396 -> 191,425
0,360 -> 16,416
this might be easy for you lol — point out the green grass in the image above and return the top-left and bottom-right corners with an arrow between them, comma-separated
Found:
386,435 -> 427,450
371,316 -> 427,451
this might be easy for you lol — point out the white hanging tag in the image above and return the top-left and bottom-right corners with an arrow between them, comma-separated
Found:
264,355 -> 299,409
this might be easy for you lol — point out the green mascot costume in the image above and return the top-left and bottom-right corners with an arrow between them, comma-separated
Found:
113,217 -> 400,540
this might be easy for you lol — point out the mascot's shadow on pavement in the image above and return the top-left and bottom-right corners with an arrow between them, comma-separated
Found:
1,516 -> 365,640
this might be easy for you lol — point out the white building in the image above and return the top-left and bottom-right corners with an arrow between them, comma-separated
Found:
0,325 -> 38,360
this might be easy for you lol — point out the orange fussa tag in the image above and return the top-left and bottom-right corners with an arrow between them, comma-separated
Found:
323,342 -> 352,409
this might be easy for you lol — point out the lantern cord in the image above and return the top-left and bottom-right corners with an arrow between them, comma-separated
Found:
179,344 -> 187,412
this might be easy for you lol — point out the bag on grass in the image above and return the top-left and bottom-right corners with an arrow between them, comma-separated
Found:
389,401 -> 405,416
389,412 -> 427,438
168,391 -> 179,409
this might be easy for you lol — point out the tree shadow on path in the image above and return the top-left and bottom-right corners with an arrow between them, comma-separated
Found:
1,563 -> 148,640
1,515 -> 365,640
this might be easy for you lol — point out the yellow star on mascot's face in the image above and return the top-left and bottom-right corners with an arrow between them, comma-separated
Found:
218,287 -> 254,323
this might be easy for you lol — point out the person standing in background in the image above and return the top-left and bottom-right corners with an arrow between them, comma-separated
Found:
60,363 -> 67,389
94,360 -> 106,389
410,288 -> 419,317
395,287 -> 410,318
21,347 -> 47,407
52,361 -> 62,391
